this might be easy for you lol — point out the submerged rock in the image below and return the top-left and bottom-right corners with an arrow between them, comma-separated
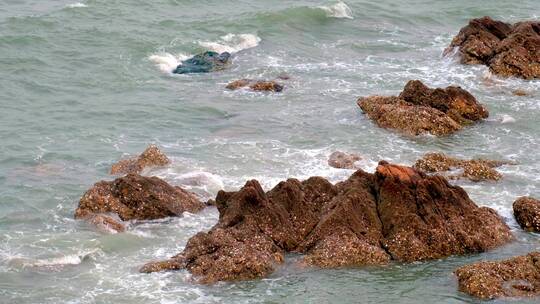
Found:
75,174 -> 204,232
513,197 -> 540,233
414,152 -> 514,182
445,16 -> 540,79
173,51 -> 231,74
140,162 -> 511,283
226,79 -> 284,92
110,145 -> 170,175
357,80 -> 488,136
455,252 -> 540,299
327,151 -> 362,169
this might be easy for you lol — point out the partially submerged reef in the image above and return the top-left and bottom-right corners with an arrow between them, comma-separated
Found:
226,79 -> 284,92
357,80 -> 488,136
445,16 -> 540,79
110,145 -> 170,175
327,151 -> 362,169
173,51 -> 231,74
140,161 -> 511,283
414,152 -> 514,182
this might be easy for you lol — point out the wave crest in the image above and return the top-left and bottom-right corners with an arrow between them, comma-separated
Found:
198,33 -> 261,54
318,1 -> 353,19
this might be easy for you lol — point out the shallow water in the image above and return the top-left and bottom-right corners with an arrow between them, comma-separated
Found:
1,0 -> 539,303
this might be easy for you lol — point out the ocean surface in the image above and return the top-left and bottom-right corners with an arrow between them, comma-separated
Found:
1,0 -> 539,303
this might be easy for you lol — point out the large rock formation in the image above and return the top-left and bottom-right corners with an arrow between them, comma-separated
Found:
357,80 -> 488,136
75,174 -> 205,232
140,162 -> 511,283
226,79 -> 284,92
414,152 -> 514,182
455,252 -> 540,299
110,145 -> 170,175
513,197 -> 540,233
327,151 -> 362,169
173,51 -> 231,74
445,16 -> 540,79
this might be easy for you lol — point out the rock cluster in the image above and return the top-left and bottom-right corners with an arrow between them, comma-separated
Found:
173,51 -> 231,74
414,152 -> 513,182
226,79 -> 284,92
445,16 -> 540,79
327,151 -> 362,169
513,197 -> 540,233
455,252 -> 540,299
75,174 -> 204,232
140,162 -> 511,283
110,145 -> 170,175
357,80 -> 488,136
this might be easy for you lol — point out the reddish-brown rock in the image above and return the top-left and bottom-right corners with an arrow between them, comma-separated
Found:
455,252 -> 540,299
226,79 -> 284,92
357,80 -> 488,136
110,145 -> 170,175
445,16 -> 540,79
75,174 -> 204,232
141,162 -> 511,283
328,151 -> 362,169
513,197 -> 540,232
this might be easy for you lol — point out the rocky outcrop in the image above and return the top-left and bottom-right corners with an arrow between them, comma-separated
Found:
110,145 -> 170,175
173,51 -> 231,74
75,174 -> 204,232
226,79 -> 284,92
513,197 -> 540,232
327,151 -> 362,169
141,162 -> 511,283
414,152 -> 514,182
445,16 -> 540,79
357,80 -> 488,136
455,252 -> 540,299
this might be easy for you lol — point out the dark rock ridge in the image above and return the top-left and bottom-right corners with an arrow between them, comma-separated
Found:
75,174 -> 205,232
173,51 -> 231,74
140,161 -> 511,283
110,145 -> 170,175
455,252 -> 540,299
445,16 -> 540,79
357,80 -> 488,136
327,151 -> 362,169
414,152 -> 514,182
226,79 -> 284,92
513,197 -> 540,233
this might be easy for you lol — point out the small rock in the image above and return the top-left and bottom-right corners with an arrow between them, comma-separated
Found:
226,79 -> 284,92
173,51 -> 231,74
513,197 -> 540,232
110,145 -> 170,175
328,151 -> 362,169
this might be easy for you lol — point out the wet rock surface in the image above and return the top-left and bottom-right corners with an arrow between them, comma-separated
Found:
513,197 -> 540,233
445,16 -> 540,79
357,80 -> 488,136
75,174 -> 204,232
414,152 -> 514,182
327,151 -> 362,169
141,162 -> 511,283
455,252 -> 540,299
110,145 -> 170,175
173,51 -> 231,74
226,79 -> 284,92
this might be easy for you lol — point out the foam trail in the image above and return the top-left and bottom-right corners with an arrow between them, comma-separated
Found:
198,33 -> 261,54
66,3 -> 88,8
318,1 -> 354,19
6,249 -> 99,270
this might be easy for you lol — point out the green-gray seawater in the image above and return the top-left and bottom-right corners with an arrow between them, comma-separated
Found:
1,0 -> 539,303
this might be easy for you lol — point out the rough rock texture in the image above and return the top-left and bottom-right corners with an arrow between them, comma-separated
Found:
75,174 -> 204,232
226,79 -> 284,92
445,16 -> 540,79
141,162 -> 511,283
173,51 -> 231,74
414,152 -> 514,182
455,252 -> 540,299
327,151 -> 362,169
110,145 -> 170,175
513,197 -> 540,232
357,80 -> 488,136
86,213 -> 126,233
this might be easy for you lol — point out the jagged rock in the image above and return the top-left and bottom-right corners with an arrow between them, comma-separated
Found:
226,79 -> 284,92
455,252 -> 540,299
513,197 -> 540,232
357,80 -> 488,136
75,174 -> 204,232
414,152 -> 514,181
86,213 -> 126,233
445,16 -> 540,79
327,151 -> 362,169
173,51 -> 231,74
141,162 -> 511,283
110,145 -> 170,175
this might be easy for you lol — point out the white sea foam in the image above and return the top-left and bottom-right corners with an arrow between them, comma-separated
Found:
148,53 -> 191,74
499,114 -> 516,124
198,33 -> 261,54
66,3 -> 87,8
318,1 -> 354,19
6,249 -> 100,270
